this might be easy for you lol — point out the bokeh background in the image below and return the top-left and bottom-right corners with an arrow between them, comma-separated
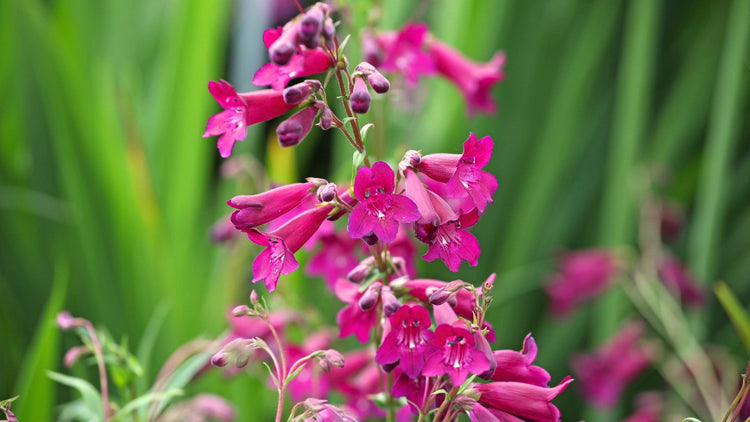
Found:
1,0 -> 749,420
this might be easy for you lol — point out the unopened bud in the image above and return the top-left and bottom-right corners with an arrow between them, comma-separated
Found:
362,231 -> 378,245
347,256 -> 375,283
322,17 -> 335,40
482,273 -> 496,295
211,352 -> 228,367
429,288 -> 452,306
367,71 -> 390,94
232,305 -> 251,317
64,345 -> 89,367
297,7 -> 324,44
317,183 -> 337,202
277,106 -> 317,147
250,290 -> 260,305
349,77 -> 371,114
399,150 -> 421,173
269,40 -> 296,65
319,349 -> 345,373
381,286 -> 401,317
57,311 -> 82,330
358,282 -> 382,311
303,398 -> 329,413
318,107 -> 334,130
283,80 -> 323,105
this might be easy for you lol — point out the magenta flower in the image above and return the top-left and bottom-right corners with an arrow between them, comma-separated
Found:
491,333 -> 551,387
571,322 -> 652,408
622,392 -> 663,422
427,38 -> 506,116
305,222 -> 363,289
404,278 -> 476,322
657,256 -> 705,307
253,47 -> 333,90
545,249 -> 619,316
203,80 -> 296,158
417,134 -> 497,213
246,204 -> 333,292
421,209 -> 481,272
422,322 -> 491,385
471,376 -> 573,422
376,22 -> 436,86
277,105 -> 318,147
335,278 -> 380,343
391,368 -> 435,413
376,304 -> 437,378
228,182 -> 315,231
348,162 -> 420,243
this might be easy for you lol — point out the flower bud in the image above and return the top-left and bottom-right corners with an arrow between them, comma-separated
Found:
318,349 -> 345,373
277,106 -> 318,147
322,17 -> 335,40
232,305 -> 251,317
349,77 -> 371,114
429,288 -> 452,306
57,311 -> 83,330
303,398 -> 329,413
317,183 -> 337,202
358,281 -> 382,311
482,273 -> 496,295
362,231 -> 378,245
318,107 -> 334,130
269,40 -> 296,65
347,256 -> 375,283
249,290 -> 260,305
297,7 -> 324,46
211,352 -> 228,367
283,80 -> 323,105
367,71 -> 390,94
381,286 -> 401,317
64,345 -> 89,367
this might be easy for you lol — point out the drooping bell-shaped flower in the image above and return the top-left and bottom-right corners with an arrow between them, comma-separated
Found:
426,38 -> 506,116
348,162 -> 420,243
228,182 -> 315,231
204,80 -> 297,158
246,204 -> 334,292
491,333 -> 551,387
422,322 -> 491,385
472,376 -> 573,422
571,322 -> 652,408
376,304 -> 437,378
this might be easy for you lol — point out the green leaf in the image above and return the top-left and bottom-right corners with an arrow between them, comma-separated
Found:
47,371 -> 104,421
338,34 -> 352,55
682,418 -> 702,422
714,282 -> 750,354
112,388 -> 183,420
155,352 -> 213,415
359,123 -> 374,144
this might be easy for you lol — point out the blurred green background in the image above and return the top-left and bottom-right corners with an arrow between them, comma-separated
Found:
1,0 -> 748,420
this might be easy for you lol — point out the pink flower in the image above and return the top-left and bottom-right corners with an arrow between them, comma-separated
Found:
571,322 -> 652,408
277,105 -> 319,147
253,46 -> 332,90
228,182 -> 315,231
348,162 -> 420,243
545,249 -> 619,316
471,376 -> 573,422
391,368 -> 435,413
375,304 -> 437,378
203,80 -> 296,158
375,23 -> 436,86
335,278 -> 380,343
657,256 -> 705,307
622,392 -> 663,422
426,38 -> 506,116
246,204 -> 333,292
305,222 -> 364,289
491,333 -> 552,387
422,322 -> 491,385
420,209 -> 481,272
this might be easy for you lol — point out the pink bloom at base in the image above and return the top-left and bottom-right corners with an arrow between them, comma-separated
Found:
348,161 -> 420,243
572,322 -> 653,408
203,80 -> 296,158
375,304 -> 437,378
545,248 -> 619,316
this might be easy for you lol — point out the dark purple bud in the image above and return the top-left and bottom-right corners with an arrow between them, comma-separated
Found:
381,286 -> 401,317
349,77 -> 371,114
367,71 -> 390,94
317,183 -> 337,202
358,282 -> 382,311
283,83 -> 312,105
297,8 -> 324,42
211,353 -> 228,367
269,40 -> 296,65
362,231 -> 378,245
429,288 -> 452,305
277,106 -> 318,147
318,107 -> 334,130
322,17 -> 335,40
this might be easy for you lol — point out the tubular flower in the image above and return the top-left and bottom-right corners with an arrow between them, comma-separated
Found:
228,182 -> 315,231
246,204 -> 334,292
335,278 -> 381,343
374,22 -> 436,86
420,209 -> 481,272
348,162 -> 420,243
204,80 -> 296,158
375,304 -> 437,378
422,322 -> 491,385
471,376 -> 573,422
571,322 -> 653,408
427,38 -> 506,116
545,249 -> 619,316
491,333 -> 552,387
254,43 -> 332,90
